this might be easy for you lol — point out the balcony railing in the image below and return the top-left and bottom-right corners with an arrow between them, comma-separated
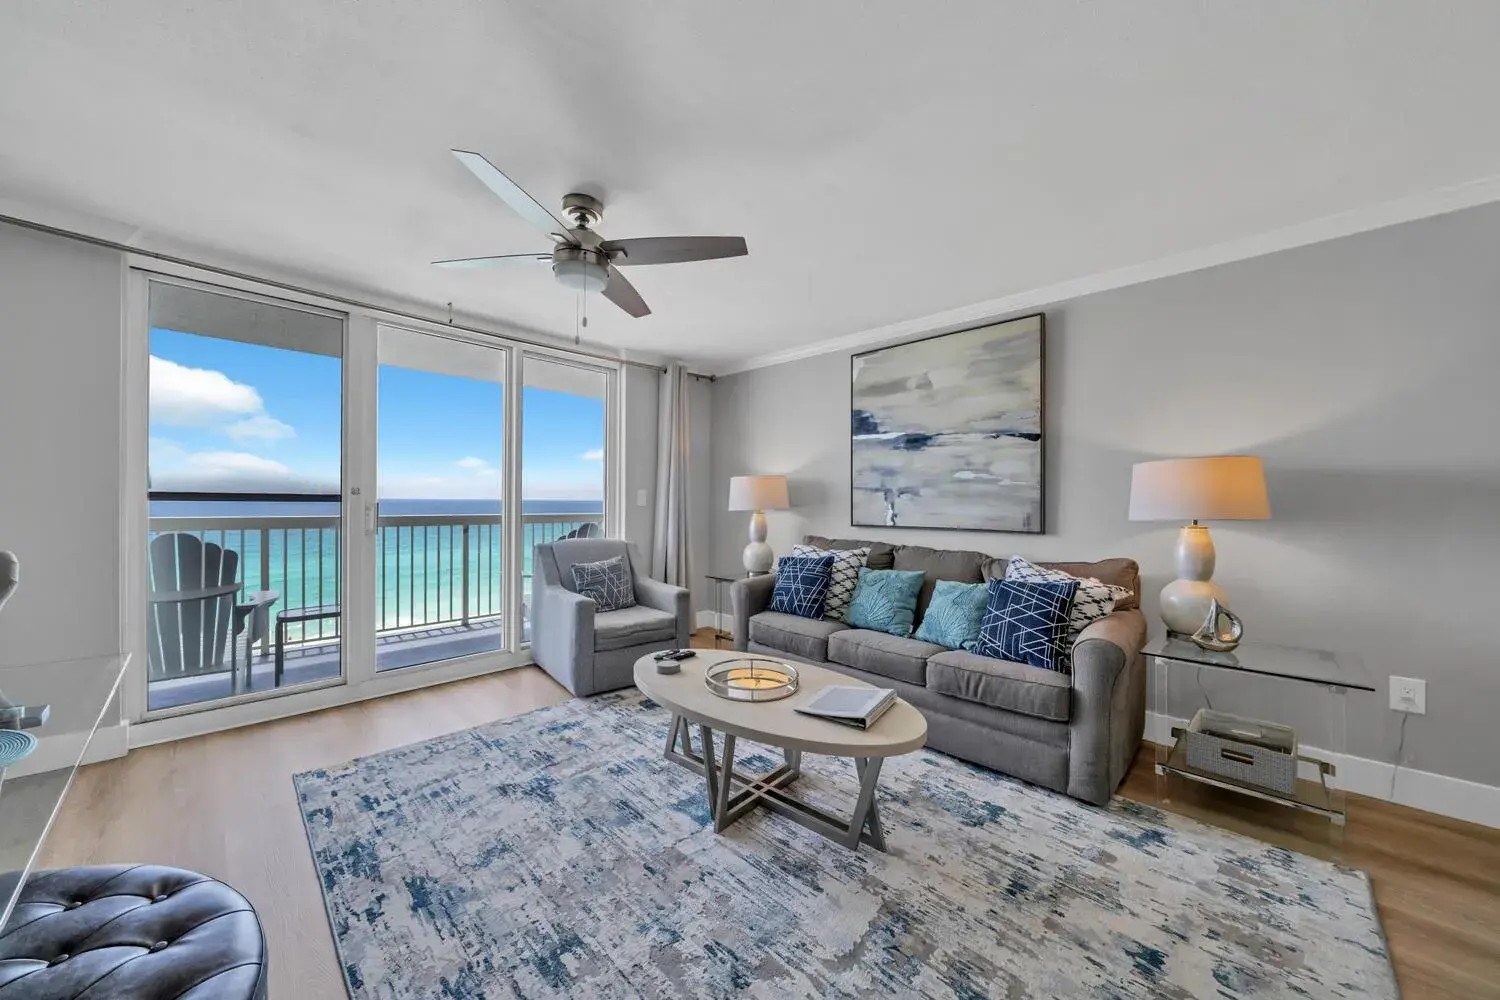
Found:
146,510 -> 604,658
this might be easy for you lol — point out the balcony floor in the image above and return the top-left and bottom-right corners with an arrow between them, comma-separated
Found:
146,620 -> 507,713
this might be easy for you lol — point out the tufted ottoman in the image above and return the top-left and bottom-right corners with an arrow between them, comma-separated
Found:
0,865 -> 267,1000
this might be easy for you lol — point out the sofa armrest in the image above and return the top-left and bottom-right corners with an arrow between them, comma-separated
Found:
531,578 -> 596,693
1066,608 -> 1148,805
729,575 -> 775,651
635,576 -> 692,648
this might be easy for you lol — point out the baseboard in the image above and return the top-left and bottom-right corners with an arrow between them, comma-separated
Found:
5,722 -> 130,779
696,610 -> 727,633
1145,712 -> 1500,830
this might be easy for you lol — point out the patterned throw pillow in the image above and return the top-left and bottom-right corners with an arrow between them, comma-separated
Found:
1004,555 -> 1132,660
770,554 -> 836,619
844,568 -> 926,638
973,578 -> 1079,673
912,580 -> 989,650
790,543 -> 870,622
570,555 -> 636,612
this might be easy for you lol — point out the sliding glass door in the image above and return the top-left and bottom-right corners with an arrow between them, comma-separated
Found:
144,279 -> 344,713
375,326 -> 510,670
520,354 -> 615,643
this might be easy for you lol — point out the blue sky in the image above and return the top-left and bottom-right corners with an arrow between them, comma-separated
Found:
148,328 -> 605,500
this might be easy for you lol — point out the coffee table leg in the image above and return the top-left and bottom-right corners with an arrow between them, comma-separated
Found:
700,724 -> 719,824
843,756 -> 886,850
853,757 -> 887,851
783,747 -> 802,776
714,733 -> 738,833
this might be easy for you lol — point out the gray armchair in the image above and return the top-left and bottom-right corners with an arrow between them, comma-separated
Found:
531,538 -> 691,696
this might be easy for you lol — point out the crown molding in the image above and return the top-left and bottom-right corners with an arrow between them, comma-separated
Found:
714,173 -> 1500,377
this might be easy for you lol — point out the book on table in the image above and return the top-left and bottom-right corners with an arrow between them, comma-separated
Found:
795,685 -> 897,730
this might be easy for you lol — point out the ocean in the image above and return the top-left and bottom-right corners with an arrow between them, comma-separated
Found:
148,498 -> 605,640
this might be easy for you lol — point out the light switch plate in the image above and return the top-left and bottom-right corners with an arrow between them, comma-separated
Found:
636,489 -> 648,507
1390,676 -> 1426,715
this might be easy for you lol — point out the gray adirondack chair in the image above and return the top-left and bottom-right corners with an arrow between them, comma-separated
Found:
147,534 -> 279,694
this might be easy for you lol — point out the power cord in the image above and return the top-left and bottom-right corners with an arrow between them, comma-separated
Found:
1388,711 -> 1411,802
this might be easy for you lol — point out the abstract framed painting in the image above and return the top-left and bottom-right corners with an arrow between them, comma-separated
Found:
851,313 -> 1044,533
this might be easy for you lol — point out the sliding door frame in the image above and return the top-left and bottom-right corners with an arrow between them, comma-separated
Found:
121,259 -> 625,748
513,349 -> 622,649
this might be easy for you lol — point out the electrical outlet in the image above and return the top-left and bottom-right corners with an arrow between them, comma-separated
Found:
1390,676 -> 1426,715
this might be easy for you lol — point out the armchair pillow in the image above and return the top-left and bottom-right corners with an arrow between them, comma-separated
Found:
912,579 -> 989,650
770,553 -> 836,619
973,577 -> 1079,673
790,543 -> 870,622
844,568 -> 926,638
1004,555 -> 1132,668
570,555 -> 637,612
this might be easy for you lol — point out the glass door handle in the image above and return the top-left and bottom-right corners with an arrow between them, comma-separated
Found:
364,501 -> 378,535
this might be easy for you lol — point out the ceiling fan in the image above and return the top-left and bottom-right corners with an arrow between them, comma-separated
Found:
434,149 -> 748,318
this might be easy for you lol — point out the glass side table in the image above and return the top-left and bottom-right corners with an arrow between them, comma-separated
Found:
1146,637 -> 1373,832
0,654 -> 130,931
704,571 -> 754,649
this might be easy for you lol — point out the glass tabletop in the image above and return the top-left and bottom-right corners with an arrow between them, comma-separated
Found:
705,570 -> 754,583
1143,637 -> 1373,692
0,654 -> 129,930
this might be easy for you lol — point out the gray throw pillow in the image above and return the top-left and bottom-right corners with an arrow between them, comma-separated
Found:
571,555 -> 636,612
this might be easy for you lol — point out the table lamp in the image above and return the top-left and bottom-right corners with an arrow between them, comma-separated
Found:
1128,456 -> 1270,635
728,475 -> 790,574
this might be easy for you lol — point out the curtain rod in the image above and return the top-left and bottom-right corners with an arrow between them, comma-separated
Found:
0,213 -> 716,382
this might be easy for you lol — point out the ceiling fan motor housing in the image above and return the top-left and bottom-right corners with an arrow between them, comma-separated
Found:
562,192 -> 603,229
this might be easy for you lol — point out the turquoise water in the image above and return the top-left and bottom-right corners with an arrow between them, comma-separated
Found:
148,500 -> 602,642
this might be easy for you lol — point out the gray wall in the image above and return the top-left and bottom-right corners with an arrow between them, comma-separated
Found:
0,226 -> 125,729
711,201 -> 1500,787
620,363 -> 659,557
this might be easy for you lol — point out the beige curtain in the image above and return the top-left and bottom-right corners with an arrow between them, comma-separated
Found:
651,362 -> 692,587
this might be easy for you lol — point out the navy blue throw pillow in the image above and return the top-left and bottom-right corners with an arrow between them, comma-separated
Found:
770,554 -> 836,619
973,578 -> 1080,673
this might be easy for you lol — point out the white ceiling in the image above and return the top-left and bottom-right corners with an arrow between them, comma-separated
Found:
3,1 -> 1499,371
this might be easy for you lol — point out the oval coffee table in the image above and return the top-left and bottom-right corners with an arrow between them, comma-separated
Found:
634,649 -> 927,852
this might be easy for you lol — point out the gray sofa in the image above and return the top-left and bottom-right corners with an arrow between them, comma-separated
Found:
731,535 -> 1147,806
532,538 -> 691,697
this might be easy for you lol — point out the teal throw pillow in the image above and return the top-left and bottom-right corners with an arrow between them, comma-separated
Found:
844,568 -> 926,638
913,580 -> 989,650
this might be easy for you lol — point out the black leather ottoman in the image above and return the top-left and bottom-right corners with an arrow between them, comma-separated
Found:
0,865 -> 267,999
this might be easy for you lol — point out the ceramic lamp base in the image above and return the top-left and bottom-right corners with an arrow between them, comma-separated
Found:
1160,578 -> 1229,635
1160,522 -> 1227,635
742,509 -> 773,574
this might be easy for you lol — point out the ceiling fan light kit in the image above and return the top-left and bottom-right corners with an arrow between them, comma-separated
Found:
437,150 -> 748,319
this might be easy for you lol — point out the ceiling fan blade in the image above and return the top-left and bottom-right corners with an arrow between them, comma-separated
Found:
602,265 -> 651,318
599,236 -> 747,266
450,150 -> 573,237
432,253 -> 551,268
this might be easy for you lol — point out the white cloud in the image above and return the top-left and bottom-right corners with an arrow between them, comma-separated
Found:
455,456 -> 494,472
185,451 -> 292,477
151,446 -> 337,493
580,448 -> 605,461
225,415 -> 296,442
149,356 -> 263,426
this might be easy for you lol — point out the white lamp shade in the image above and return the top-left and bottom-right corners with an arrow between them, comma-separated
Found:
1128,456 -> 1270,522
728,475 -> 790,511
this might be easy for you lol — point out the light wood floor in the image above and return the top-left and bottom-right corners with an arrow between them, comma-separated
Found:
42,631 -> 1500,999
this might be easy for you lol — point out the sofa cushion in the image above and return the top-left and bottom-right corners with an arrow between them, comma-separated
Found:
804,535 -> 895,570
791,543 -> 869,623
769,553 -> 836,619
594,604 -> 677,651
893,544 -> 988,621
984,556 -> 1142,612
1003,555 -> 1131,670
927,649 -> 1072,722
912,580 -> 989,650
827,629 -> 947,686
748,611 -> 848,662
974,578 -> 1079,673
844,568 -> 925,637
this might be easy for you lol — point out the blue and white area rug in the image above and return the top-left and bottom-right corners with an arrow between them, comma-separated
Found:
295,691 -> 1397,999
